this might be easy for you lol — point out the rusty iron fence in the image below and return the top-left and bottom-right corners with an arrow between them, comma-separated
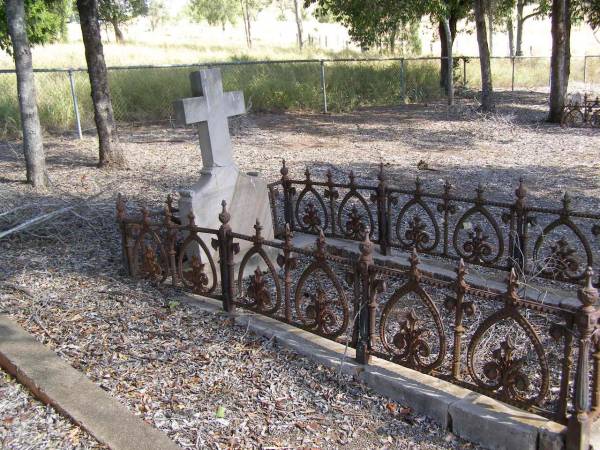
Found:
118,185 -> 600,449
562,94 -> 600,128
269,161 -> 600,287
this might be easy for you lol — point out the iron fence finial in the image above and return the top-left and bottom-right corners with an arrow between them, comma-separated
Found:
578,267 -> 599,307
219,200 -> 231,225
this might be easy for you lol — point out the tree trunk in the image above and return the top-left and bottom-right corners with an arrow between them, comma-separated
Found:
293,0 -> 303,49
508,15 -> 515,57
439,20 -> 448,91
516,0 -> 525,56
77,0 -> 125,168
438,15 -> 457,95
242,0 -> 252,48
442,17 -> 454,105
474,0 -> 495,111
111,19 -> 124,43
487,0 -> 494,56
6,0 -> 47,188
548,0 -> 571,123
246,11 -> 252,48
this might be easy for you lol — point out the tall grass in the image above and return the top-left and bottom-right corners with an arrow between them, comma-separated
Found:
0,55 -> 590,138
0,59 -> 443,137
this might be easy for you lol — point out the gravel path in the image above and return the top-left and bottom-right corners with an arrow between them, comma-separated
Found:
0,370 -> 104,449
0,92 -> 596,449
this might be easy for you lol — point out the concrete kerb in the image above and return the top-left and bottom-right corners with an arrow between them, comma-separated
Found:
180,293 -> 568,450
0,315 -> 180,450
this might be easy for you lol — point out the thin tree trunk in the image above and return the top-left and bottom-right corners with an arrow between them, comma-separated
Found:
242,0 -> 252,48
548,0 -> 571,123
439,20 -> 449,91
240,0 -> 249,47
508,15 -> 515,57
474,0 -> 495,111
293,0 -> 303,49
438,15 -> 457,95
487,0 -> 494,56
77,0 -> 126,168
6,0 -> 47,188
442,17 -> 454,105
111,19 -> 125,43
516,0 -> 525,56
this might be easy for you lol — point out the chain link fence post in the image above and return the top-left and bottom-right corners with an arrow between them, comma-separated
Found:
67,69 -> 83,140
400,58 -> 406,104
511,57 -> 516,92
320,60 -> 328,113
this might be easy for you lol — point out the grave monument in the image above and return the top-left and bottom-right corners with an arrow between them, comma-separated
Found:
173,68 -> 274,267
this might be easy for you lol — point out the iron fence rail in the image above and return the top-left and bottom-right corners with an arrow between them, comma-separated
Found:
117,183 -> 600,449
273,161 -> 600,287
1,55 -> 599,138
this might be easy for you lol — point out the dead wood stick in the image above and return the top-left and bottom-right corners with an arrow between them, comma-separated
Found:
0,204 -> 34,219
0,183 -> 117,241
0,282 -> 34,298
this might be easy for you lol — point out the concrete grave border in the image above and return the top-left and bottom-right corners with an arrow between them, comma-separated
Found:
180,293 -> 585,450
0,315 -> 180,450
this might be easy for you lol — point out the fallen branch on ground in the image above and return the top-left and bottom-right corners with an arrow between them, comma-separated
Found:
0,184 -> 117,241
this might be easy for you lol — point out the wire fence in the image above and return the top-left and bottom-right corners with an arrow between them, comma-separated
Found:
1,55 -> 599,138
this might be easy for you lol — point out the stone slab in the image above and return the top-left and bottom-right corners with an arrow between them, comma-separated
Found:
180,293 -> 568,450
0,315 -> 180,450
449,393 -> 546,450
291,233 -> 579,310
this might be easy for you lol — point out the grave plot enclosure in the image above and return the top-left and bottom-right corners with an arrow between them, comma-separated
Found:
117,164 -> 600,450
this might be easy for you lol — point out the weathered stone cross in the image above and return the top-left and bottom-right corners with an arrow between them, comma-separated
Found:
173,68 -> 245,171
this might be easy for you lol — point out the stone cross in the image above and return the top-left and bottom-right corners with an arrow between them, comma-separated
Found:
173,69 -> 245,171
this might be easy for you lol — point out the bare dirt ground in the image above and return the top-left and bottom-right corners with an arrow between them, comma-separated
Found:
0,91 -> 597,449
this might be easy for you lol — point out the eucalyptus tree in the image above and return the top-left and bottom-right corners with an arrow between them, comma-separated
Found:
306,0 -> 470,102
0,0 -> 68,188
98,0 -> 146,43
77,0 -> 125,167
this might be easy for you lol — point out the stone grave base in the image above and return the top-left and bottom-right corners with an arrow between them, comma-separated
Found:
179,166 -> 277,282
178,293 -> 596,450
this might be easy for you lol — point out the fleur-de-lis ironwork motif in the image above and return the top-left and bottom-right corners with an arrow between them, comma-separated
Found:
304,286 -> 336,335
303,202 -> 322,232
392,309 -> 431,368
345,206 -> 366,239
405,216 -> 431,251
247,267 -> 271,311
482,338 -> 530,402
184,255 -> 209,294
142,245 -> 162,280
544,237 -> 580,280
463,225 -> 493,263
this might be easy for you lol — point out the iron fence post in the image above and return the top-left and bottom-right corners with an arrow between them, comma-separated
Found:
67,69 -> 83,140
400,58 -> 406,103
320,60 -> 328,113
449,260 -> 468,380
356,233 -> 374,365
584,56 -> 588,85
463,57 -> 467,88
513,178 -> 527,272
566,269 -> 599,450
217,200 -> 237,313
280,159 -> 295,232
374,162 -> 389,255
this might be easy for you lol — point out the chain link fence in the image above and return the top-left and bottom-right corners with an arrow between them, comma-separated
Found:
1,55 -> 599,138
